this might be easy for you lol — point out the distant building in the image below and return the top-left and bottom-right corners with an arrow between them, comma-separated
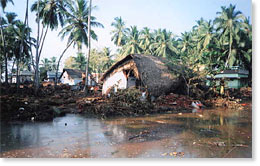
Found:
206,66 -> 249,89
59,68 -> 97,86
11,71 -> 34,84
46,71 -> 62,82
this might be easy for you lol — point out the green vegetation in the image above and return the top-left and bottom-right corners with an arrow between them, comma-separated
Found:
64,47 -> 114,73
111,4 -> 252,81
0,1 -> 252,94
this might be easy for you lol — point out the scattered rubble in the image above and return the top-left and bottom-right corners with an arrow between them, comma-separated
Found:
0,83 -> 252,121
0,84 -> 82,122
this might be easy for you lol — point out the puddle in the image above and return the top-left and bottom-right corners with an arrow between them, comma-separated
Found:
0,106 -> 252,158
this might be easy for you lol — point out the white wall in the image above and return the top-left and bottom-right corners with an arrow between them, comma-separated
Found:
102,71 -> 127,95
60,71 -> 79,85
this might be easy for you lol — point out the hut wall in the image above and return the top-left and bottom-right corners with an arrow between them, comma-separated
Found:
60,71 -> 81,85
102,71 -> 127,95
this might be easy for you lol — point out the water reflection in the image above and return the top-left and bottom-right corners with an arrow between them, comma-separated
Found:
0,107 -> 252,158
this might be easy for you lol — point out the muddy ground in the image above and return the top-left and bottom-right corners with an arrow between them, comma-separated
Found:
0,84 -> 252,122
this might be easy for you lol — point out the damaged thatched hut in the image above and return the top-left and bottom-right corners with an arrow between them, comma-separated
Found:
100,54 -> 187,97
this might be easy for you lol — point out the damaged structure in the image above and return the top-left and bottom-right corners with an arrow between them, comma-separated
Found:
100,54 -> 187,97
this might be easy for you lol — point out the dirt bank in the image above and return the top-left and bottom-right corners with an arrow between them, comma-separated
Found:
0,84 -> 252,121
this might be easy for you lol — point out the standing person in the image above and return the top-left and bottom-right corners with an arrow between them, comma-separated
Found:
220,78 -> 225,97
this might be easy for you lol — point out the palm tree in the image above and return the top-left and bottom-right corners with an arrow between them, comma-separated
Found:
102,47 -> 113,71
120,26 -> 142,57
31,0 -> 68,56
55,0 -> 103,86
41,58 -> 51,70
12,21 -> 34,87
111,17 -> 128,47
0,0 -> 13,11
1,12 -> 18,84
214,4 -> 245,68
150,29 -> 178,58
73,53 -> 86,70
50,56 -> 57,71
31,0 -> 68,92
139,27 -> 153,54
0,0 -> 14,84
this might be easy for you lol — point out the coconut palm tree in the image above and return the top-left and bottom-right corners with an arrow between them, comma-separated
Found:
0,0 -> 13,11
31,0 -> 68,92
101,47 -> 113,71
214,4 -> 245,68
72,53 -> 86,71
0,0 -> 14,84
139,27 -> 153,54
31,0 -> 68,58
55,0 -> 103,86
0,12 -> 18,84
14,21 -> 34,85
50,56 -> 57,71
120,26 -> 142,57
111,16 -> 128,47
4,20 -> 34,87
150,29 -> 178,58
41,58 -> 51,70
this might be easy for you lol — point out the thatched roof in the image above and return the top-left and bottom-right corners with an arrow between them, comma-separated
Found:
101,54 -> 186,97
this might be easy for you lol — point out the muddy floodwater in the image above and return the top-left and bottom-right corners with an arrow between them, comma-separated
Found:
0,105 -> 252,158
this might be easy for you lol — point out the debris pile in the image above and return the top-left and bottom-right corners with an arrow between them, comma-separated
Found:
78,88 -> 154,118
155,93 -> 194,112
0,84 -> 82,122
211,97 -> 243,109
227,87 -> 252,100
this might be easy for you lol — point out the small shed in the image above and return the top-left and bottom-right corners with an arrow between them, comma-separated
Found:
206,67 -> 249,89
100,54 -> 187,97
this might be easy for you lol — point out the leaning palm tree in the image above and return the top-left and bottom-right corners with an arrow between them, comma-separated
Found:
31,0 -> 68,59
54,0 -> 103,86
214,4 -> 245,68
31,0 -> 68,92
111,16 -> 128,47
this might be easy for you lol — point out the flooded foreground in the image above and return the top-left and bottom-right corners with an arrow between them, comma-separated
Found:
0,105 -> 252,158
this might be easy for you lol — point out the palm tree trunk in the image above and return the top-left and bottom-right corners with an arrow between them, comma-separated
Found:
55,40 -> 73,87
0,18 -> 8,85
39,26 -> 49,57
17,0 -> 29,91
35,0 -> 40,94
225,31 -> 232,68
16,58 -> 20,88
84,0 -> 92,95
10,59 -> 15,83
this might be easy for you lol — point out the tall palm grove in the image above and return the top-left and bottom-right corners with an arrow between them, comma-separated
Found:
0,0 -> 252,94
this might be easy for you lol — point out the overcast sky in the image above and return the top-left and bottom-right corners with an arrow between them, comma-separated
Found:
3,0 -> 252,70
